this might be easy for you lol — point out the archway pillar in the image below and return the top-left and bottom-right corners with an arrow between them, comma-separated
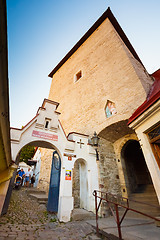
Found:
134,131 -> 160,203
58,196 -> 74,222
113,133 -> 138,198
128,105 -> 160,204
58,163 -> 74,222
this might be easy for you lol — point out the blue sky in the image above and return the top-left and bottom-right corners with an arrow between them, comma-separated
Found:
7,0 -> 160,128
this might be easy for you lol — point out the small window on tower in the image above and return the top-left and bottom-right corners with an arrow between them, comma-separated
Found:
75,70 -> 82,82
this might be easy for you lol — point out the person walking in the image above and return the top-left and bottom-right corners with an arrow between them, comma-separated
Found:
18,168 -> 25,186
24,168 -> 31,187
31,174 -> 35,187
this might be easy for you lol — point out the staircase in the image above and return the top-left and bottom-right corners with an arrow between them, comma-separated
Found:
27,188 -> 48,205
124,184 -> 160,219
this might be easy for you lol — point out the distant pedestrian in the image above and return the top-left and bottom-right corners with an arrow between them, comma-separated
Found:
31,174 -> 35,187
18,168 -> 25,185
24,168 -> 31,187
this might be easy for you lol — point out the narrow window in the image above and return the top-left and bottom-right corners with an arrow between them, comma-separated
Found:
75,70 -> 82,82
45,120 -> 49,129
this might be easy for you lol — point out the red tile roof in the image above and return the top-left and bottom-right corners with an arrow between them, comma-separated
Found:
128,69 -> 160,125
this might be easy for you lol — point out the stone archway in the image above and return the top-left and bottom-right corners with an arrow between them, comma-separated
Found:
72,159 -> 88,209
121,140 -> 152,194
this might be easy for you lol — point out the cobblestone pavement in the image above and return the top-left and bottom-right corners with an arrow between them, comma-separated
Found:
0,188 -> 95,239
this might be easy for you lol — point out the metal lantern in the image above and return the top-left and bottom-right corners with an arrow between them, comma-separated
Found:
91,132 -> 99,161
91,132 -> 99,147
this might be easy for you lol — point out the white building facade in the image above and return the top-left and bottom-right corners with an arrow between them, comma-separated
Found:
11,99 -> 99,222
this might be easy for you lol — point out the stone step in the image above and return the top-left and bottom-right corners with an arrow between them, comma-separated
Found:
110,206 -> 160,219
130,185 -> 155,194
128,198 -> 159,204
38,200 -> 48,205
155,217 -> 160,227
119,205 -> 160,218
29,193 -> 48,202
118,205 -> 160,219
121,198 -> 158,205
120,210 -> 160,219
28,188 -> 48,205
88,234 -> 102,240
27,188 -> 47,195
71,208 -> 96,221
129,203 -> 159,209
87,217 -> 160,240
130,193 -> 157,198
120,206 -> 160,213
132,184 -> 155,191
119,204 -> 160,211
126,184 -> 160,219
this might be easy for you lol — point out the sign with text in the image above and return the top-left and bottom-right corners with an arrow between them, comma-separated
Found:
63,153 -> 76,161
32,130 -> 58,141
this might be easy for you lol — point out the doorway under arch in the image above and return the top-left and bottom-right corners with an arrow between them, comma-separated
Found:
14,140 -> 62,213
72,159 -> 88,209
121,140 -> 152,194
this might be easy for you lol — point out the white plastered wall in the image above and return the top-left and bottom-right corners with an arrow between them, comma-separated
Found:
10,100 -> 99,222
59,133 -> 99,221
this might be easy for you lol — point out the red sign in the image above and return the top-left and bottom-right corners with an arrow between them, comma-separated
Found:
32,130 -> 58,141
68,156 -> 72,161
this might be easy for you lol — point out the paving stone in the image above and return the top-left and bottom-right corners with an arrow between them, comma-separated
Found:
8,232 -> 17,236
0,188 -> 95,239
5,237 -> 16,240
0,233 -> 8,237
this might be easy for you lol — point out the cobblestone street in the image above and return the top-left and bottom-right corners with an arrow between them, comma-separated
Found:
0,188 -> 95,240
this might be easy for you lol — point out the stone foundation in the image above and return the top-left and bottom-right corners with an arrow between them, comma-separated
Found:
98,137 -> 121,216
72,161 -> 80,208
99,138 -> 121,194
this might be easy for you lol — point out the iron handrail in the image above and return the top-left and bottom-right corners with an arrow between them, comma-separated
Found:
93,190 -> 160,240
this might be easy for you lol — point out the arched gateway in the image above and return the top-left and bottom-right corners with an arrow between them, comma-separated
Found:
10,99 -> 99,222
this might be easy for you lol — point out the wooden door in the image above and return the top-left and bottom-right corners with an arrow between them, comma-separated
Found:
47,151 -> 61,212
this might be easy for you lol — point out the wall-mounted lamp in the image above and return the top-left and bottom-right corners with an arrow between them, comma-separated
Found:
90,132 -> 100,161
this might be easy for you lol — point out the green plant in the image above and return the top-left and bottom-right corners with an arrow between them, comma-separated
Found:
43,211 -> 48,218
49,218 -> 57,223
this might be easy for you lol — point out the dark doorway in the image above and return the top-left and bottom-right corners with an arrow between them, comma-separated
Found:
122,140 -> 152,194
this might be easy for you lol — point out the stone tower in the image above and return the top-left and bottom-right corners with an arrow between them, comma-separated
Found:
40,8 -> 155,212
